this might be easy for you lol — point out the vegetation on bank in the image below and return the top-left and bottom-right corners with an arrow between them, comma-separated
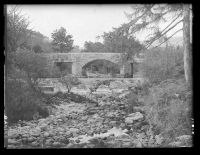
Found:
127,46 -> 192,145
139,46 -> 184,84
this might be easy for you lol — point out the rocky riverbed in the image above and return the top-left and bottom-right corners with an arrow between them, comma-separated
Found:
5,78 -> 192,148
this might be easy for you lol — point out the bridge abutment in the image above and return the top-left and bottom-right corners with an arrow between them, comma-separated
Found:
72,63 -> 82,76
120,66 -> 125,75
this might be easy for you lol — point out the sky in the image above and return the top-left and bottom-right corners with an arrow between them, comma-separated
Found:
7,5 -> 183,48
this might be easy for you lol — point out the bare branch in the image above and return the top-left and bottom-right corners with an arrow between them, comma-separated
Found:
160,12 -> 182,35
145,19 -> 183,48
151,28 -> 183,49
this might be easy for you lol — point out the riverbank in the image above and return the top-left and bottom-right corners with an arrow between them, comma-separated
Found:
5,77 -> 192,148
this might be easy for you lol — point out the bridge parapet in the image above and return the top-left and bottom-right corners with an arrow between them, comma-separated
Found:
40,52 -> 143,63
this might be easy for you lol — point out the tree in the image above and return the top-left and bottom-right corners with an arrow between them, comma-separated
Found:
6,5 -> 32,53
183,5 -> 192,88
124,4 -> 192,87
59,75 -> 81,93
101,25 -> 144,61
71,45 -> 81,53
33,44 -> 44,53
82,41 -> 105,53
51,27 -> 74,53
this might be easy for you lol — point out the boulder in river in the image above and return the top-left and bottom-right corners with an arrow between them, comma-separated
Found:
44,132 -> 50,137
69,128 -> 79,133
8,139 -> 19,145
109,81 -> 128,89
125,112 -> 144,124
168,135 -> 192,147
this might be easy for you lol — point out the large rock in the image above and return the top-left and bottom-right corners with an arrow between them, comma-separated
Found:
27,137 -> 35,142
44,132 -> 50,137
52,142 -> 61,147
176,135 -> 192,142
98,85 -> 109,89
40,125 -> 48,131
77,84 -> 87,90
8,132 -> 19,138
65,131 -> 72,137
35,127 -> 42,132
125,117 -> 134,124
110,121 -> 117,126
125,112 -> 144,124
69,128 -> 79,133
133,106 -> 145,112
22,134 -> 29,138
45,139 -> 52,146
112,89 -> 126,94
8,139 -> 18,145
81,115 -> 88,121
110,81 -> 128,89
155,134 -> 164,145
121,141 -> 132,147
168,135 -> 192,147
57,127 -> 65,132
119,91 -> 130,99
31,141 -> 39,147
7,145 -> 16,148
96,88 -> 112,94
123,80 -> 137,88
99,101 -> 107,106
32,132 -> 40,137
38,119 -> 46,125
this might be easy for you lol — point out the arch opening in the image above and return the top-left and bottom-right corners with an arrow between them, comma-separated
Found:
81,59 -> 120,77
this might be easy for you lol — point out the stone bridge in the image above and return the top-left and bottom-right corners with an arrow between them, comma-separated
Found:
41,53 -> 143,76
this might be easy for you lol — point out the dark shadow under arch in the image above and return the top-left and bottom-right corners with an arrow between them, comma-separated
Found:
81,59 -> 120,77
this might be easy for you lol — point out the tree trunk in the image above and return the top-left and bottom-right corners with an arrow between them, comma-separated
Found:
183,5 -> 192,88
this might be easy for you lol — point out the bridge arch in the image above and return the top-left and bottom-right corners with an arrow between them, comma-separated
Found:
72,59 -> 125,77
79,53 -> 121,67
81,59 -> 120,77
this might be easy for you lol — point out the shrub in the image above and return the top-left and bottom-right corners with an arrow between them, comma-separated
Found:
5,50 -> 54,124
139,46 -> 184,84
5,79 -> 49,124
59,75 -> 81,93
12,50 -> 62,79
